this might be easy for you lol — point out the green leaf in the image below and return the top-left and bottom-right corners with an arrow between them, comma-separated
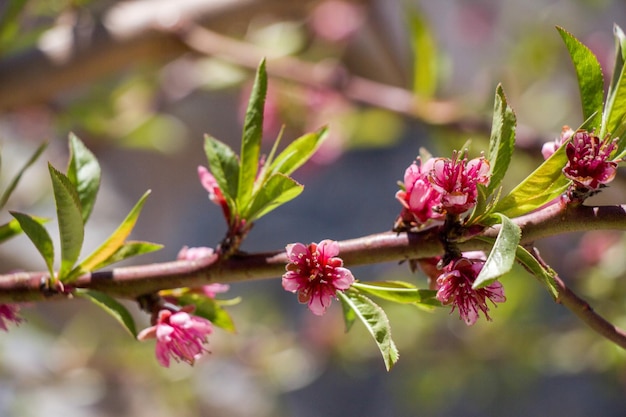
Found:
67,133 -> 101,223
177,293 -> 237,333
77,190 -> 151,276
473,214 -> 521,289
0,219 -> 24,244
0,141 -> 47,210
49,164 -> 84,280
75,289 -> 137,337
352,281 -> 440,306
0,0 -> 27,42
493,142 -> 570,218
244,173 -> 303,222
339,292 -> 358,332
237,59 -> 267,208
203,135 -> 239,210
486,84 -> 516,196
409,9 -> 438,97
90,241 -> 163,271
515,245 -> 559,300
557,27 -> 604,131
267,127 -> 328,177
337,290 -> 399,371
10,211 -> 55,277
603,24 -> 626,140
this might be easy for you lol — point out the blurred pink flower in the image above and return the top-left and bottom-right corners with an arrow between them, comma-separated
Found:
177,245 -> 215,261
0,304 -> 22,331
542,126 -> 574,159
430,152 -> 490,215
436,257 -> 505,326
563,130 -> 618,191
138,309 -> 213,367
198,166 -> 231,221
395,157 -> 443,225
201,283 -> 230,298
282,240 -> 354,315
309,1 -> 364,42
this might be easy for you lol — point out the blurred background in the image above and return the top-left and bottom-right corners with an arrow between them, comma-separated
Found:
1,0 -> 626,416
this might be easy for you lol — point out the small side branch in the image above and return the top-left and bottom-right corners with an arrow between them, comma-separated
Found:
528,245 -> 626,350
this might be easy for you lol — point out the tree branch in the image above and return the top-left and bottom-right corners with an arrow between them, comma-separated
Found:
0,0 -> 334,111
1,202 -> 625,303
527,245 -> 626,350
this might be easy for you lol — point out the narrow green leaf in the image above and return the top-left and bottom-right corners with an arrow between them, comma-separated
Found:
493,142 -> 570,218
77,190 -> 151,275
603,24 -> 626,140
486,84 -> 516,196
203,135 -> 239,208
515,245 -> 559,300
339,292 -> 357,332
0,0 -> 28,40
75,289 -> 137,337
177,293 -> 237,333
49,164 -> 84,280
0,141 -> 47,210
267,127 -> 328,177
473,214 -> 521,289
557,27 -> 604,131
244,173 -> 303,222
337,290 -> 399,371
67,133 -> 101,223
0,219 -> 23,244
237,59 -> 267,207
10,211 -> 54,277
90,241 -> 163,271
353,281 -> 440,306
409,9 -> 438,97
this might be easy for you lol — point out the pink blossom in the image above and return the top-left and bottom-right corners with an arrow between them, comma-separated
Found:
137,309 -> 213,367
436,257 -> 505,326
198,166 -> 231,221
563,130 -> 618,191
542,126 -> 575,159
282,240 -> 354,315
395,157 -> 443,225
177,245 -> 215,261
429,152 -> 490,215
201,283 -> 230,298
0,304 -> 22,331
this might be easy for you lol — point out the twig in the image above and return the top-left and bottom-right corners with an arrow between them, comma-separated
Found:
527,245 -> 626,350
1,202 -> 626,302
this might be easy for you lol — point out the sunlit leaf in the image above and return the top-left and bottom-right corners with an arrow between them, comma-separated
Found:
10,211 -> 54,277
352,281 -> 440,306
75,289 -> 137,337
557,27 -> 604,131
267,127 -> 328,177
0,141 -> 47,210
76,190 -> 151,276
237,59 -> 267,208
337,290 -> 399,371
67,133 -> 101,223
49,164 -> 84,280
473,214 -> 521,289
90,241 -> 163,271
0,219 -> 23,244
486,84 -> 516,196
203,135 -> 239,211
515,245 -> 559,300
244,173 -> 303,222
409,9 -> 438,97
177,293 -> 237,333
493,141 -> 570,218
604,25 -> 626,147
